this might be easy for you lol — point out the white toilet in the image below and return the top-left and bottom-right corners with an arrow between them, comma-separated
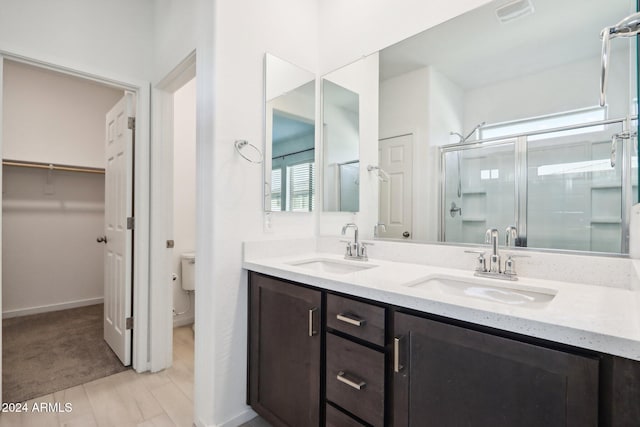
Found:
181,252 -> 196,331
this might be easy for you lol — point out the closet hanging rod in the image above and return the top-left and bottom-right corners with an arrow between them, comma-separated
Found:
2,159 -> 105,175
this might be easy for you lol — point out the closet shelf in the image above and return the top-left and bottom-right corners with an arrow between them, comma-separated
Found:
2,159 -> 105,174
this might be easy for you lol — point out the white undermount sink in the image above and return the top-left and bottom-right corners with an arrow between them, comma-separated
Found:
404,275 -> 557,308
287,258 -> 378,275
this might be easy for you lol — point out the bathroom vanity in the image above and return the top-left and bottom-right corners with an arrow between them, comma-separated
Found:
244,240 -> 640,427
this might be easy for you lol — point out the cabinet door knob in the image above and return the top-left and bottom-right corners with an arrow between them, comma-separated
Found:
336,313 -> 366,327
337,371 -> 366,390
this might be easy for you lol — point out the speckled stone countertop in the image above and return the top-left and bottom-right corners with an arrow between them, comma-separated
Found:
244,241 -> 640,361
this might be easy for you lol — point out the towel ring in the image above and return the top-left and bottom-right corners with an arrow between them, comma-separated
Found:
234,140 -> 263,164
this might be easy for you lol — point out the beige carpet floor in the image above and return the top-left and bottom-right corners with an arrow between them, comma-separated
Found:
2,304 -> 129,403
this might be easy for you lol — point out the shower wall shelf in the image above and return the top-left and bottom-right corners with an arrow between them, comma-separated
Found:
591,184 -> 622,189
461,217 -> 487,222
590,218 -> 622,224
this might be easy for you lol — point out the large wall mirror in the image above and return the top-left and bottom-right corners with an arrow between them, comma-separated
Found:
264,53 -> 316,212
375,0 -> 638,254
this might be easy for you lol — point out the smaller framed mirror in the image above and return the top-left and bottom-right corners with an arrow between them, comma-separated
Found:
322,78 -> 360,212
264,53 -> 316,212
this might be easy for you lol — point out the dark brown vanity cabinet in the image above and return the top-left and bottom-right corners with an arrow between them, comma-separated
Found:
248,272 -> 640,427
326,294 -> 386,426
393,312 -> 599,427
248,273 -> 322,427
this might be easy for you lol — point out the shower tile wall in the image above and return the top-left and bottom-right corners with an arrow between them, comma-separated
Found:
528,131 -> 623,253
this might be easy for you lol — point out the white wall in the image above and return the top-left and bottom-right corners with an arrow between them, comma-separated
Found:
2,168 -> 105,316
318,0 -> 493,74
464,53 -> 631,131
172,77 -> 196,326
380,66 -> 459,242
153,0 -> 197,83
3,60 -> 124,168
2,62 -> 121,317
193,0 -> 319,425
0,0 -> 154,82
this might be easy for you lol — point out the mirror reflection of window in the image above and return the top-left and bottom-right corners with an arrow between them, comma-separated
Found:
264,54 -> 315,212
271,109 -> 315,212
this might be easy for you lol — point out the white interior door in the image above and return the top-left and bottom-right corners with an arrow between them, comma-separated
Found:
379,135 -> 413,239
103,93 -> 134,366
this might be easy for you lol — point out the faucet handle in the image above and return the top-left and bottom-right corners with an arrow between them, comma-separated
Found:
503,253 -> 529,277
464,250 -> 487,272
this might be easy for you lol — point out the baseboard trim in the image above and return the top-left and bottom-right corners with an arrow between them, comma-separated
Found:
194,408 -> 257,427
2,297 -> 104,319
173,315 -> 195,328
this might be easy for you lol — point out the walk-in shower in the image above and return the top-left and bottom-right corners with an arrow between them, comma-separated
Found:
441,116 -> 638,254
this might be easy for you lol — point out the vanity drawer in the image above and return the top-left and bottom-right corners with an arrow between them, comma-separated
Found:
326,333 -> 384,427
326,403 -> 366,427
327,293 -> 385,346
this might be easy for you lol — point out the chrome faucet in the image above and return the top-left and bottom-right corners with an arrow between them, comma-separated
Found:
374,223 -> 387,237
485,228 -> 500,273
341,223 -> 368,261
464,227 -> 528,281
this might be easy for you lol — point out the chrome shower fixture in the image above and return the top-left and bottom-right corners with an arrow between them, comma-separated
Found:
367,165 -> 390,182
450,122 -> 486,144
600,12 -> 640,107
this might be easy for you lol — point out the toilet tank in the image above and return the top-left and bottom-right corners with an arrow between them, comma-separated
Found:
181,252 -> 196,291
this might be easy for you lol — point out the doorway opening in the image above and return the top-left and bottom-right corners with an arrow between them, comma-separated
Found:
151,51 -> 197,385
1,57 -> 136,402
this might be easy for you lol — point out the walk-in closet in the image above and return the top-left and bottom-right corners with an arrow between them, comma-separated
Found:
2,59 -> 127,402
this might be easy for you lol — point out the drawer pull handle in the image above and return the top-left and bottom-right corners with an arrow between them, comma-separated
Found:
336,313 -> 366,327
336,371 -> 366,390
308,307 -> 318,337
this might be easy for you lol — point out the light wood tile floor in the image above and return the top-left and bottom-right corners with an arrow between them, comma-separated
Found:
0,325 -> 270,427
0,326 -> 196,427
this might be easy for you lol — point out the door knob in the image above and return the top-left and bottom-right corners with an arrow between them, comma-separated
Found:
402,231 -> 410,238
97,236 -> 108,244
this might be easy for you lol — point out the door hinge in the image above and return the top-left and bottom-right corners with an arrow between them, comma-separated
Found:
127,217 -> 135,230
128,117 -> 136,130
126,317 -> 134,330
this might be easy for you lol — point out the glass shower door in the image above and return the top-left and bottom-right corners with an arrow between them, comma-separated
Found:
527,123 -> 626,253
443,141 -> 516,245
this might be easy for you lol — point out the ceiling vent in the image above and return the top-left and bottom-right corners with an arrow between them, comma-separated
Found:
495,0 -> 535,24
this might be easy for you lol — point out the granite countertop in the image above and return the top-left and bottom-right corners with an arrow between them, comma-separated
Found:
244,250 -> 640,361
